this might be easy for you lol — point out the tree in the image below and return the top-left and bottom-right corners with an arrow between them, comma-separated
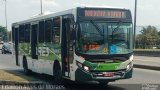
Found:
157,31 -> 160,48
136,26 -> 159,49
0,25 -> 7,41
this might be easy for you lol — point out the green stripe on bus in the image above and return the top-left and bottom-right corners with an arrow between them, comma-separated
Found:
83,60 -> 122,71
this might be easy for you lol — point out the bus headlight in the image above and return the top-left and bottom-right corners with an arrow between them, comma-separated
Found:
84,65 -> 89,71
76,61 -> 89,72
126,62 -> 133,71
126,65 -> 130,71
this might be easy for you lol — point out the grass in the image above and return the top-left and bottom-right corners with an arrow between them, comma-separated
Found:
0,70 -> 40,83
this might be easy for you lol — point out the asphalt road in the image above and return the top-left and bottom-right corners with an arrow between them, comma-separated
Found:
0,53 -> 21,70
0,53 -> 160,90
134,56 -> 160,67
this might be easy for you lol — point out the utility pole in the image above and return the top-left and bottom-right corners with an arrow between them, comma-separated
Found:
3,0 -> 8,41
134,0 -> 137,49
4,0 -> 7,30
40,0 -> 43,14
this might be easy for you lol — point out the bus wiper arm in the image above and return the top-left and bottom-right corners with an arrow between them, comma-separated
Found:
112,20 -> 122,34
90,20 -> 104,36
111,20 -> 122,42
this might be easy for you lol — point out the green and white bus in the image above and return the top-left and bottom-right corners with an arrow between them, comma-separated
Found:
12,7 -> 133,85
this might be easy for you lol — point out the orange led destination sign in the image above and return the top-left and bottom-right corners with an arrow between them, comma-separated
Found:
84,10 -> 126,18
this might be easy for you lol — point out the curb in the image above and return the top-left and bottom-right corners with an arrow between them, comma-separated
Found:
134,64 -> 160,71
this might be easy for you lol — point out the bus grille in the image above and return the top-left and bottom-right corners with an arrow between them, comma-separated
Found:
91,70 -> 125,77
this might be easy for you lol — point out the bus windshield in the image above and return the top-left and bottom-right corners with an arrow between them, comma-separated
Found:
76,21 -> 133,55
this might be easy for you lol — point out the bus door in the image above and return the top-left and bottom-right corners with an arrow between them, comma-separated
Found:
62,17 -> 75,77
31,23 -> 38,59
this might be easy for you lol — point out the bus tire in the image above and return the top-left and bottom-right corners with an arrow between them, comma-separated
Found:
53,60 -> 62,84
23,56 -> 32,75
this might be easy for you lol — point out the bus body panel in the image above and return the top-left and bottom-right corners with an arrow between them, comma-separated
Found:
12,7 -> 133,83
17,54 -> 55,76
74,54 -> 133,81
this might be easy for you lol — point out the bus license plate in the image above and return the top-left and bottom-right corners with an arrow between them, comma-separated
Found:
103,72 -> 114,77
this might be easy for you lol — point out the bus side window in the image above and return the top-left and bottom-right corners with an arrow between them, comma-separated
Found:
53,18 -> 60,44
12,26 -> 15,43
39,21 -> 45,42
19,25 -> 25,43
25,24 -> 30,43
45,20 -> 52,42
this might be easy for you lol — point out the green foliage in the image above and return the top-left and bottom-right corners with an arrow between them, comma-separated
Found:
136,25 -> 160,49
0,25 -> 7,41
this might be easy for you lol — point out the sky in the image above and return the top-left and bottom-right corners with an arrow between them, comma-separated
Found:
0,0 -> 160,31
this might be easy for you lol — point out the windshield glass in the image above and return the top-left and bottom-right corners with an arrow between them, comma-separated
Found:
76,21 -> 133,55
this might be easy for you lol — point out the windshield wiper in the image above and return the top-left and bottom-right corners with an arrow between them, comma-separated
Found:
111,20 -> 122,42
90,20 -> 104,36
111,20 -> 122,34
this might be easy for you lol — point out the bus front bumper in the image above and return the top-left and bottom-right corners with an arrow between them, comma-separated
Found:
75,68 -> 133,82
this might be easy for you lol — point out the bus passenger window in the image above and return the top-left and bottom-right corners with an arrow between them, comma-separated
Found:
53,28 -> 60,43
45,20 -> 52,42
19,25 -> 25,43
12,27 -> 15,43
39,21 -> 45,42
53,18 -> 60,43
25,24 -> 30,43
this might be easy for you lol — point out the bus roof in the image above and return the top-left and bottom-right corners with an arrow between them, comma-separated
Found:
80,5 -> 127,9
12,6 -> 130,26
